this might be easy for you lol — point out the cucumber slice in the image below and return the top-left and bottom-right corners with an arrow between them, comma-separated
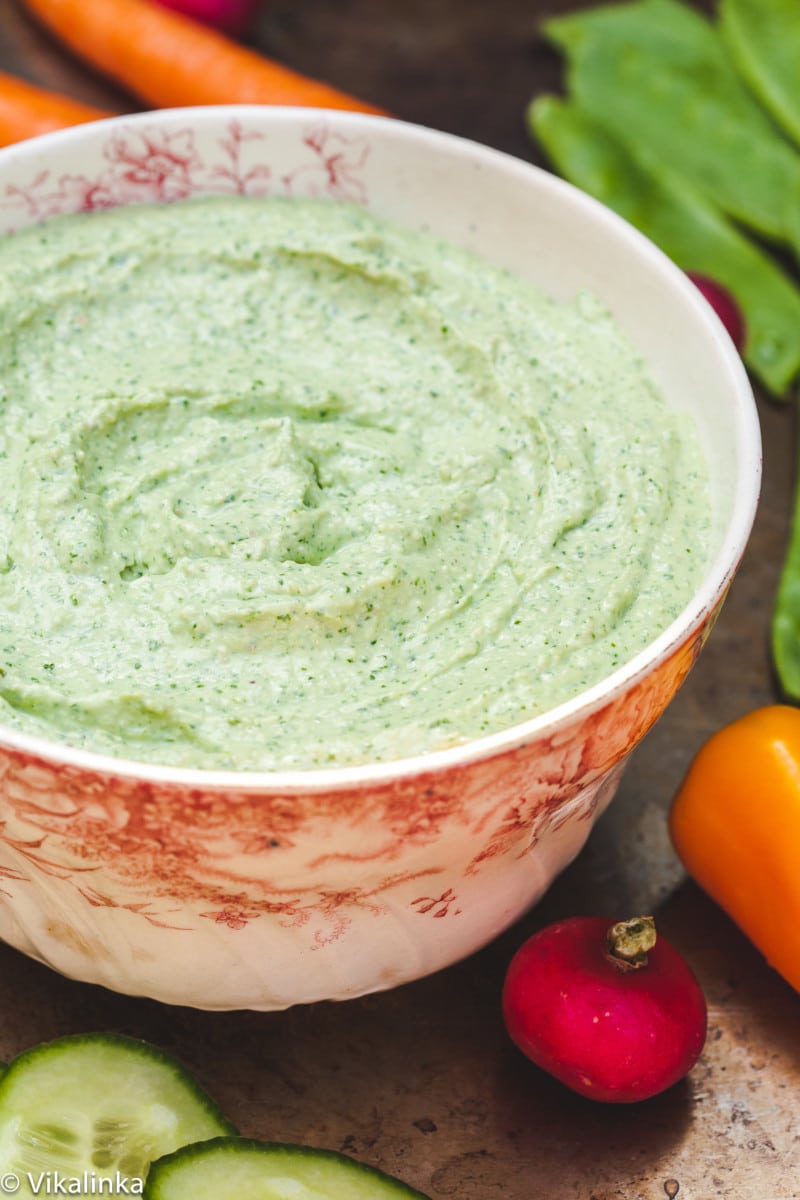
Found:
144,1137 -> 432,1199
0,1034 -> 236,1198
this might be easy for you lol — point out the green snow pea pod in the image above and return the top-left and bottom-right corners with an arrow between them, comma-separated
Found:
543,0 -> 800,247
719,0 -> 800,148
528,93 -> 800,396
773,452 -> 800,702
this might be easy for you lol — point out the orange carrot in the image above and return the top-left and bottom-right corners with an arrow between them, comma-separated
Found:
22,0 -> 388,115
0,69 -> 112,146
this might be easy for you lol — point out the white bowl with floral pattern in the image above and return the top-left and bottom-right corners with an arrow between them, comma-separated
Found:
0,107 -> 759,1009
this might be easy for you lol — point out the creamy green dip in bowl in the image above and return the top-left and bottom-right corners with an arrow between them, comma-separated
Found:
0,107 -> 759,1009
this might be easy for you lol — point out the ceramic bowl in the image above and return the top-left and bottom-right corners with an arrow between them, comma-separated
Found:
0,107 -> 759,1009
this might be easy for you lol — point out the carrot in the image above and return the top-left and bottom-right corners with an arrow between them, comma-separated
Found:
0,69 -> 112,147
22,0 -> 388,115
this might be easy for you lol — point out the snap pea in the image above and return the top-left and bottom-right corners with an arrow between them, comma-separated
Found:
542,0 -> 800,247
719,0 -> 800,693
772,466 -> 800,702
719,0 -> 800,149
528,94 -> 800,397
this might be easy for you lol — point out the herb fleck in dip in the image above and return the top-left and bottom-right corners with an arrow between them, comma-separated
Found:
0,197 -> 709,769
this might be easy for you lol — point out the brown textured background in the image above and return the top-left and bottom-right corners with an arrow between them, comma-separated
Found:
0,1 -> 798,1195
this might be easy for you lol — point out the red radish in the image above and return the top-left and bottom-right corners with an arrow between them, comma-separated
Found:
686,272 -> 745,352
153,0 -> 261,35
502,916 -> 707,1103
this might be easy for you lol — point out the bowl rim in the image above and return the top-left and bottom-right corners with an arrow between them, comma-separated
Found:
0,106 -> 762,792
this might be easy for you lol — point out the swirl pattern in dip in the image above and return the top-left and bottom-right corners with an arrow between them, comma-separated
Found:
0,196 -> 709,769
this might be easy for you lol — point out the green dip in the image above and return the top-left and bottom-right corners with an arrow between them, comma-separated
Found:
0,196 -> 709,770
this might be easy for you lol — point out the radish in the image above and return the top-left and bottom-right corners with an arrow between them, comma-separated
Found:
502,916 -> 707,1103
686,272 -> 746,353
152,0 -> 261,35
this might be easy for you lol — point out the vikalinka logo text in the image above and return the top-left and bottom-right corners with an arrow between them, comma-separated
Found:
25,1172 -> 142,1195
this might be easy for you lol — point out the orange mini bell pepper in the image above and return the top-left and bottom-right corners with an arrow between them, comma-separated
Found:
669,705 -> 800,994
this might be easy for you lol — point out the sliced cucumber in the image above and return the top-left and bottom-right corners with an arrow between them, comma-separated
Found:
144,1137 -> 432,1199
0,1034 -> 236,1198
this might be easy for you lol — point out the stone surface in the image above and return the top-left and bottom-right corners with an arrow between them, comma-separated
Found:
0,1 -> 797,1195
